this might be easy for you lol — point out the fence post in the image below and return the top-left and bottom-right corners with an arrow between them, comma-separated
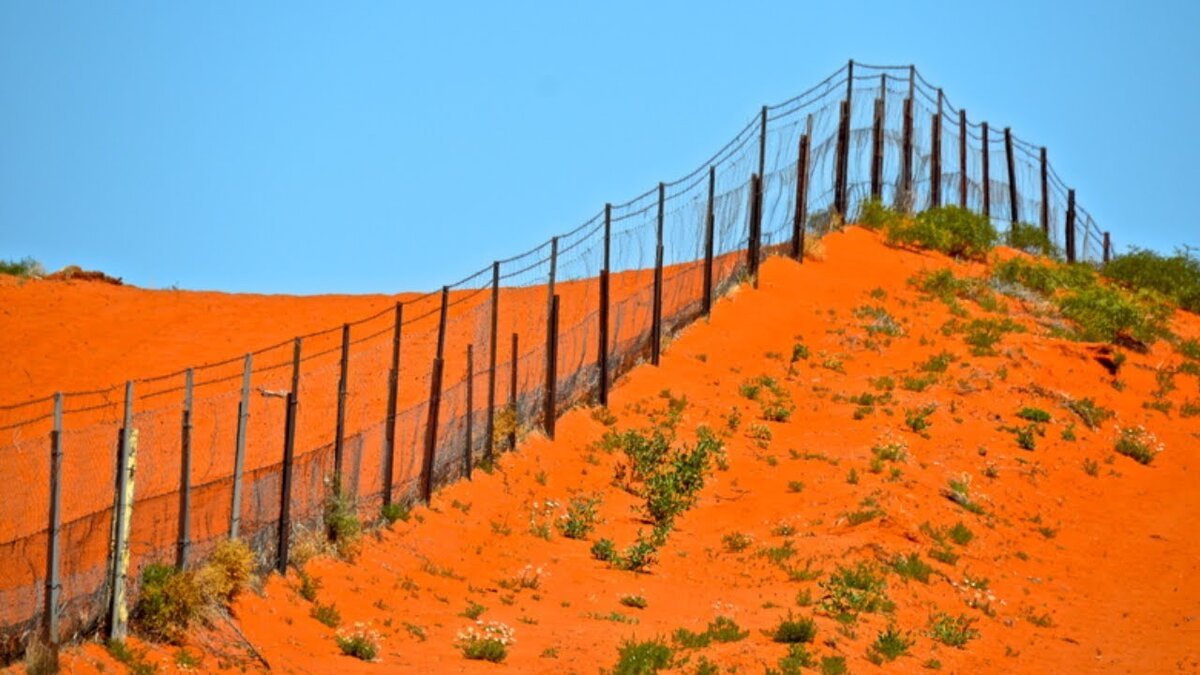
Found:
757,105 -> 767,187
276,338 -> 301,574
464,344 -> 474,479
333,323 -> 350,493
44,392 -> 63,646
901,96 -> 913,212
703,169 -> 717,306
544,238 -> 557,429
1005,127 -> 1019,225
485,263 -> 499,462
230,354 -> 251,539
1065,189 -> 1077,264
544,295 -> 560,438
508,332 -> 518,451
981,122 -> 991,219
870,88 -> 884,200
1039,147 -> 1050,236
747,173 -> 762,285
652,182 -> 665,366
382,302 -> 402,506
1103,232 -> 1112,264
834,99 -> 849,217
959,109 -> 968,208
176,368 -> 193,570
793,119 -> 811,261
107,380 -> 136,640
421,287 -> 449,503
599,205 -> 611,405
931,90 -> 943,208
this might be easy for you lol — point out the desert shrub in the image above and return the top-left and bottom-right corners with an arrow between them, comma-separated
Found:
591,538 -> 616,563
492,404 -> 518,449
381,501 -> 411,524
106,640 -> 157,675
1016,407 -> 1051,423
1066,397 -> 1113,429
557,494 -> 602,539
820,562 -> 892,622
858,198 -> 905,231
1006,222 -> 1057,257
928,612 -> 979,648
674,616 -> 749,648
311,602 -> 341,627
770,612 -> 818,643
613,637 -> 673,675
620,595 -> 648,609
456,621 -> 514,662
194,538 -> 255,605
336,623 -> 381,661
132,563 -> 204,643
740,375 -> 795,422
323,487 -> 362,559
867,625 -> 914,663
1103,247 -> 1200,313
889,552 -> 932,583
1114,425 -> 1162,465
640,428 -> 722,526
0,257 -> 44,278
1057,284 -> 1172,345
885,206 -> 997,260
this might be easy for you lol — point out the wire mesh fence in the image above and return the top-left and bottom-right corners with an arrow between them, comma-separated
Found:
0,61 -> 1114,660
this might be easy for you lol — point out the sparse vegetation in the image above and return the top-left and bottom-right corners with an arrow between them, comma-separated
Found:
613,637 -> 673,674
884,205 -> 998,261
820,561 -> 893,623
928,612 -> 979,648
867,625 -> 914,664
456,621 -> 514,662
1114,425 -> 1163,465
769,612 -> 818,644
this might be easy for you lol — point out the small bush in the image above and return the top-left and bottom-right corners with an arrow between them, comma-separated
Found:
722,531 -> 753,553
889,552 -> 933,583
868,625 -> 914,663
456,621 -> 514,663
614,637 -> 673,675
770,612 -> 818,644
1006,222 -> 1057,257
859,198 -> 905,231
381,501 -> 411,524
820,562 -> 892,622
132,563 -> 204,644
819,656 -> 848,675
323,487 -> 362,559
885,206 -> 997,261
1016,407 -> 1051,423
557,494 -> 602,539
620,594 -> 648,609
947,522 -> 974,546
928,612 -> 979,648
1114,425 -> 1162,465
1067,397 -> 1113,429
106,640 -> 156,675
336,623 -> 381,661
1103,247 -> 1200,314
195,538 -> 255,605
0,257 -> 44,278
591,538 -> 616,562
312,602 -> 341,627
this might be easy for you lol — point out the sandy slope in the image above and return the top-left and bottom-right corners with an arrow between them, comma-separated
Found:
38,228 -> 1200,673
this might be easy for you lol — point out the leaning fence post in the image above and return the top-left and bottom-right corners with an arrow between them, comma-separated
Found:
421,287 -> 449,503
107,381 -> 136,640
382,303 -> 402,506
176,369 -> 193,570
747,174 -> 763,285
870,87 -> 884,200
485,263 -> 499,462
508,332 -> 518,451
981,122 -> 991,219
1005,127 -> 1019,225
333,323 -> 350,493
1103,232 -> 1112,264
959,109 -> 968,208
793,119 -> 811,261
464,344 -> 474,479
599,205 -> 612,405
652,182 -> 665,366
276,338 -> 301,574
930,90 -> 943,208
1065,189 -> 1077,264
44,393 -> 64,646
1039,147 -> 1050,236
544,295 -> 560,438
229,354 -> 251,539
901,96 -> 914,212
703,169 -> 717,306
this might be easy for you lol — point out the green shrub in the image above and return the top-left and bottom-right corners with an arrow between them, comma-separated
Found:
557,494 -> 602,539
928,612 -> 979,648
889,552 -> 933,583
381,501 -> 410,524
132,563 -> 203,643
323,487 -> 362,559
1006,222 -> 1057,257
820,562 -> 893,622
613,637 -> 673,675
1114,425 -> 1162,465
859,198 -> 905,231
770,612 -> 818,643
335,625 -> 381,661
0,257 -> 44,278
1016,407 -> 1051,423
456,621 -> 514,663
591,538 -> 617,563
1103,247 -> 1200,314
1058,284 -> 1172,345
885,206 -> 997,260
195,538 -> 255,605
311,602 -> 341,627
1066,397 -> 1113,429
620,594 -> 648,609
867,625 -> 914,663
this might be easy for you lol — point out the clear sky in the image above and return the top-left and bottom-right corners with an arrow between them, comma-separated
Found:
2,2 -> 1196,294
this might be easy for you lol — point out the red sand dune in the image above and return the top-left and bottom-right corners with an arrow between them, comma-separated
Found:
8,228 -> 1200,673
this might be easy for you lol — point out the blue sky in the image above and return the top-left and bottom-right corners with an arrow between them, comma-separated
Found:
1,1 -> 1196,294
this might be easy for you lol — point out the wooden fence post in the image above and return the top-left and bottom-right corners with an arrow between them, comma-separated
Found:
544,238 -> 557,428
107,381 -> 136,640
901,96 -> 913,212
1103,232 -> 1112,264
508,333 -> 518,451
747,173 -> 762,285
981,122 -> 991,219
229,354 -> 251,539
1039,147 -> 1050,236
485,263 -> 499,462
382,302 -> 402,506
176,369 -> 193,570
870,89 -> 884,200
333,323 -> 350,493
1066,189 -> 1077,264
276,338 -> 301,574
757,106 -> 767,187
793,119 -> 811,262
421,287 -> 449,503
464,344 -> 473,478
703,169 -> 716,306
931,90 -> 943,208
1005,127 -> 1019,225
44,393 -> 63,645
652,183 -> 665,366
834,99 -> 849,217
599,204 -> 611,405
959,109 -> 968,208
544,295 -> 560,438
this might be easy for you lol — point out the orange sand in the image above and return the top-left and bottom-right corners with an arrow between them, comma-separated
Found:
13,228 -> 1200,673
